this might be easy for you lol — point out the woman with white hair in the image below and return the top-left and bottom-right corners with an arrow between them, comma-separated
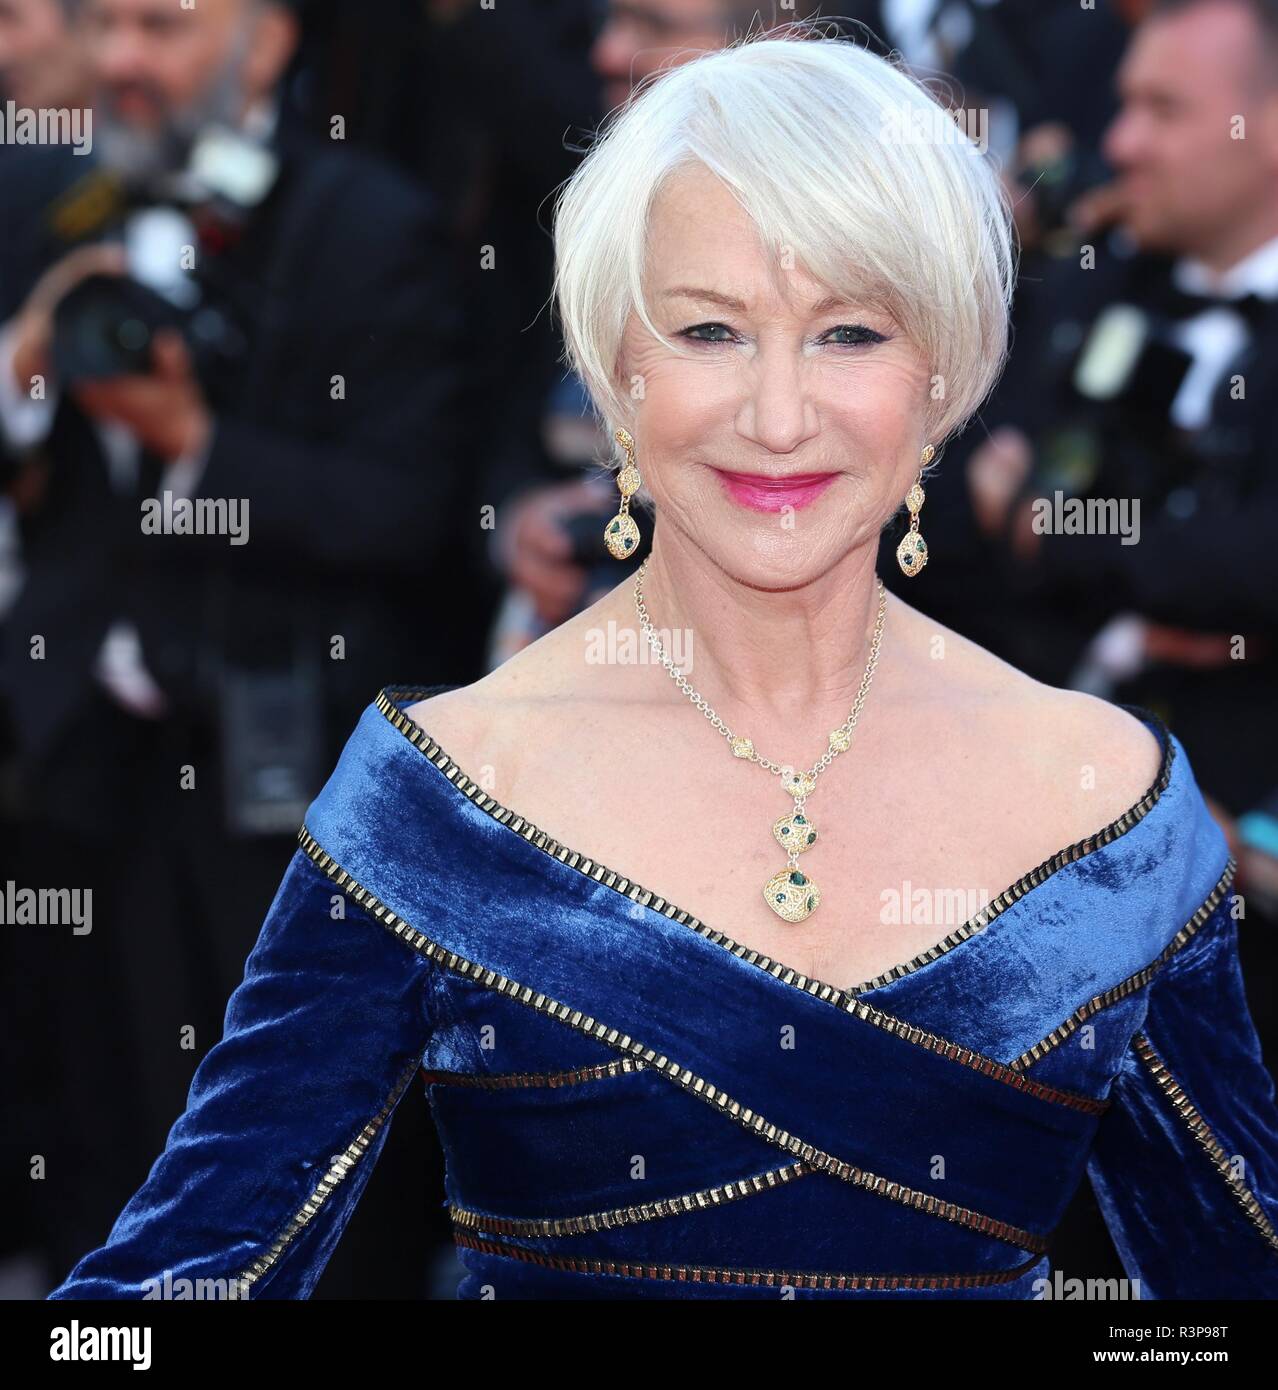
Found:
49,24 -> 1278,1302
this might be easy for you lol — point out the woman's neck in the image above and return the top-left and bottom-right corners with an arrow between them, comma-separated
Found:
614,527 -> 893,732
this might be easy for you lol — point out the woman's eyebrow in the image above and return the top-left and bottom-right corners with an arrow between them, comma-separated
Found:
662,286 -> 749,311
662,286 -> 863,315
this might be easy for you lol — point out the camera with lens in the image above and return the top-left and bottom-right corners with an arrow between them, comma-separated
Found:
52,272 -> 186,382
50,125 -> 278,385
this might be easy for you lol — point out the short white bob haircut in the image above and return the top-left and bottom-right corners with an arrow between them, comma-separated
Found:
551,22 -> 1017,501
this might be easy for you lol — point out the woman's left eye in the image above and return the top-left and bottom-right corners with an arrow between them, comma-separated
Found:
821,324 -> 888,347
679,322 -> 737,343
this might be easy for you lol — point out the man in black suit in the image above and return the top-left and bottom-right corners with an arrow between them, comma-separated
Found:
958,0 -> 1278,1288
969,0 -> 1278,822
0,0 -> 476,1278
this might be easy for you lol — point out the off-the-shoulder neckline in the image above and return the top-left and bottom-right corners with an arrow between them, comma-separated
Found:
372,685 -> 1177,999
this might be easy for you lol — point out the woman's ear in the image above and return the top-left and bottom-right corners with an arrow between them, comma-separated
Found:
604,393 -> 637,450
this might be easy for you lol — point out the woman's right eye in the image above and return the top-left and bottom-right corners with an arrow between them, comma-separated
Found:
678,322 -> 737,343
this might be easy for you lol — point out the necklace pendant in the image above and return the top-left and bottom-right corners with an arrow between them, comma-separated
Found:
763,867 -> 821,922
772,810 -> 817,853
783,770 -> 816,797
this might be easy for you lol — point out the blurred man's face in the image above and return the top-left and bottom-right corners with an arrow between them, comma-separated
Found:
0,0 -> 88,109
84,0 -> 253,131
591,0 -> 734,114
1102,1 -> 1278,260
81,0 -> 294,179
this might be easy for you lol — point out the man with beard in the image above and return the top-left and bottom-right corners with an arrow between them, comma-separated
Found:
0,0 -> 472,1283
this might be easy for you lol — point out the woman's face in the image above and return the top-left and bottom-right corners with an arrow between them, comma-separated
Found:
617,163 -> 934,586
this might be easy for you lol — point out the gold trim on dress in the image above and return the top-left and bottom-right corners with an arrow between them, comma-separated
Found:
375,686 -> 1174,1001
1013,858 -> 1237,1070
451,1230 -> 1045,1291
421,1058 -> 649,1089
296,826 -> 1049,1255
1132,1031 -> 1278,1252
368,688 -> 1114,1116
235,1053 -> 423,1292
838,1001 -> 1111,1113
450,1159 -> 811,1238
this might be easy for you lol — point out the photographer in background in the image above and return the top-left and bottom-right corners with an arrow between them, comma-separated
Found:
0,0 -> 474,1283
968,0 -> 1278,929
0,0 -> 98,1292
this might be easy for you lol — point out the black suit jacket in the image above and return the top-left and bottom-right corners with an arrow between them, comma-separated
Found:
982,238 -> 1278,807
0,129 -> 486,776
995,244 -> 1278,633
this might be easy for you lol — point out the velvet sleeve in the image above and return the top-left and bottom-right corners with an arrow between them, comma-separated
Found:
46,846 -> 437,1300
1086,899 -> 1278,1298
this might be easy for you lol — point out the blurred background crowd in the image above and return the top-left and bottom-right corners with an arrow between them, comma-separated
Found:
0,0 -> 1275,1298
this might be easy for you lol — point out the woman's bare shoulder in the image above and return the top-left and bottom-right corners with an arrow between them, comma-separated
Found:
997,684 -> 1169,871
402,629 -> 592,784
404,674 -> 515,777
894,599 -> 1166,835
1003,681 -> 1166,808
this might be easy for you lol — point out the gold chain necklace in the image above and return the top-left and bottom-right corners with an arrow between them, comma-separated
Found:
632,555 -> 888,923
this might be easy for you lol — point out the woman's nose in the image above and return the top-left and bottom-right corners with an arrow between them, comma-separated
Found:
735,348 -> 820,456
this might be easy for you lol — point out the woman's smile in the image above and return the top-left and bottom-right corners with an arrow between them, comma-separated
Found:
710,466 -> 839,513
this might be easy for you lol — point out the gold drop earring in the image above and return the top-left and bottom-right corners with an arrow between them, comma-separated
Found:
896,443 -> 935,577
605,427 -> 643,559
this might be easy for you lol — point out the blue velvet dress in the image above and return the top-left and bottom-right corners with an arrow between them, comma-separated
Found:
47,685 -> 1278,1299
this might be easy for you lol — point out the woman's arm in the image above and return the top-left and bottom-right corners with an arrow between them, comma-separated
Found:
1087,897 -> 1278,1299
47,846 -> 437,1300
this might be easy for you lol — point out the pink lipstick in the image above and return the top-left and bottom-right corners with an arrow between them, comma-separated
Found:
712,468 -> 838,513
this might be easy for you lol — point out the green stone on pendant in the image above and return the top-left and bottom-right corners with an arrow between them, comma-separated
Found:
772,811 -> 817,854
763,866 -> 821,923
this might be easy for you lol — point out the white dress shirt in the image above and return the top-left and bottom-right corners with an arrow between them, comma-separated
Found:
1073,231 -> 1278,696
1167,232 -> 1278,429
